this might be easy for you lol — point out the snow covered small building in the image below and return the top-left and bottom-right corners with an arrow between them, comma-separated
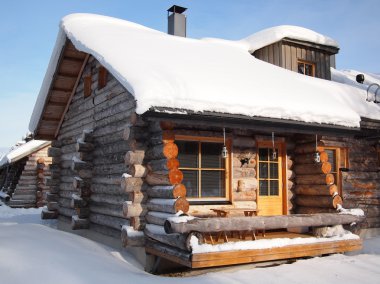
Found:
0,140 -> 51,208
28,12 -> 379,270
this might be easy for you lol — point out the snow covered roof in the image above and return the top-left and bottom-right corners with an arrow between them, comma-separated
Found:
0,140 -> 50,167
29,14 -> 380,133
239,25 -> 339,53
331,68 -> 380,91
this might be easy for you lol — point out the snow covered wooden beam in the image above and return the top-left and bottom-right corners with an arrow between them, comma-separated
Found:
164,213 -> 365,234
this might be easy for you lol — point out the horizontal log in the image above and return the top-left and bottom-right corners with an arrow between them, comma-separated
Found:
123,126 -> 149,141
80,129 -> 93,143
122,201 -> 147,218
295,194 -> 343,208
41,208 -> 59,219
146,211 -> 174,226
48,147 -> 61,157
145,172 -> 171,186
89,213 -> 129,230
342,172 -> 380,180
147,184 -> 186,199
47,202 -> 59,211
124,150 -> 145,165
147,158 -> 179,172
71,215 -> 90,230
76,141 -> 94,153
294,141 -> 325,154
164,213 -> 364,234
46,193 -> 59,202
149,131 -> 175,146
92,176 -> 121,185
73,176 -> 90,189
145,142 -> 178,160
294,162 -> 332,175
296,174 -> 334,185
121,226 -> 145,247
233,136 -> 256,148
294,184 -> 338,196
90,193 -> 128,205
145,224 -> 188,251
147,197 -> 189,214
89,204 -> 124,218
294,151 -> 328,164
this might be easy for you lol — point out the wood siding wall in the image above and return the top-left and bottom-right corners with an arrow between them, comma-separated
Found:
253,41 -> 335,80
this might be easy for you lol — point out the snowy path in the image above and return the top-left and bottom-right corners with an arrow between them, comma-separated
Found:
0,205 -> 379,284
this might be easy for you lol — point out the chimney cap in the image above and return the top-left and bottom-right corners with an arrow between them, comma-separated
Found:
167,5 -> 187,14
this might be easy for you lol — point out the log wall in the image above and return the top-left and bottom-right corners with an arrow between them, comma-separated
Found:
43,56 -> 134,237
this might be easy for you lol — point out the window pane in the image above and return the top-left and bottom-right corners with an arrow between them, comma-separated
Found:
270,180 -> 279,196
325,149 -> 336,172
259,180 -> 269,196
201,142 -> 223,168
259,148 -> 268,161
177,141 -> 198,168
259,163 -> 268,178
201,170 -> 225,197
298,63 -> 305,74
270,163 -> 278,178
305,64 -> 313,76
269,148 -> 278,161
182,170 -> 198,197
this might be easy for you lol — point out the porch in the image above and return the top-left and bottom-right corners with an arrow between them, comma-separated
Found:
146,229 -> 362,268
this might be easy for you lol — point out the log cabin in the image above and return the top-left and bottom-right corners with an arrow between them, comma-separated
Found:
27,10 -> 379,271
0,139 -> 51,207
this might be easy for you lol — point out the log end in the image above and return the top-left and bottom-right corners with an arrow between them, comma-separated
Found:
174,197 -> 190,213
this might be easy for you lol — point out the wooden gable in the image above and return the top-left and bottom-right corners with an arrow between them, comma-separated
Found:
34,39 -> 89,140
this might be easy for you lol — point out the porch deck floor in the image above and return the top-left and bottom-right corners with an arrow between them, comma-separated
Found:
146,230 -> 362,269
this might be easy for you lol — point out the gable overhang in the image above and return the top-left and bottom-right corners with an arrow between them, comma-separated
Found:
282,38 -> 340,55
33,37 -> 89,140
143,107 -> 361,137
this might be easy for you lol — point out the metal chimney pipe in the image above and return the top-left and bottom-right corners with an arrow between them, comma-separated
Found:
167,5 -> 187,37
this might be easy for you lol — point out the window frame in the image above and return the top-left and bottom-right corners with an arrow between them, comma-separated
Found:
297,59 -> 315,77
175,135 -> 231,203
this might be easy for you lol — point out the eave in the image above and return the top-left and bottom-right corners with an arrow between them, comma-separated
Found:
143,107 -> 361,137
34,38 -> 89,140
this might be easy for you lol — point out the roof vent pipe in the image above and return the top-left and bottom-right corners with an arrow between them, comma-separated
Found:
167,5 -> 187,37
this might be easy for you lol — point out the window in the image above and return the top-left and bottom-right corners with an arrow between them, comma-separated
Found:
298,60 -> 315,77
83,75 -> 92,98
258,148 -> 280,196
322,147 -> 348,195
176,137 -> 229,200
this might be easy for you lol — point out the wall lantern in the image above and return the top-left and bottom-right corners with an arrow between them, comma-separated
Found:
221,127 -> 228,159
314,134 -> 321,163
272,132 -> 277,160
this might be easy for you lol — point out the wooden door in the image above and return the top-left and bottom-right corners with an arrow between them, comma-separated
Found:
257,142 -> 285,216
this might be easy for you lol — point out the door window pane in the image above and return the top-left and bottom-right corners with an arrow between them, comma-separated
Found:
270,180 -> 279,195
259,180 -> 269,196
270,163 -> 278,178
259,148 -> 268,161
259,163 -> 268,178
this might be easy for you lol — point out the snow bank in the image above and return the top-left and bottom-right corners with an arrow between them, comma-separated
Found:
1,204 -> 380,284
0,140 -> 50,167
29,14 -> 380,133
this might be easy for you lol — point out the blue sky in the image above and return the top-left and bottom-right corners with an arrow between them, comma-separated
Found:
0,0 -> 379,149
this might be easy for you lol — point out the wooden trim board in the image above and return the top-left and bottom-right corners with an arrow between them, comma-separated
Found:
191,239 -> 362,268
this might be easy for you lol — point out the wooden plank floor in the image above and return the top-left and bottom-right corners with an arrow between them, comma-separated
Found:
191,238 -> 362,268
146,231 -> 362,269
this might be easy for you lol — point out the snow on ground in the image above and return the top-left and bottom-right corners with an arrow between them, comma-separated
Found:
1,204 -> 380,284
